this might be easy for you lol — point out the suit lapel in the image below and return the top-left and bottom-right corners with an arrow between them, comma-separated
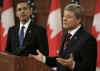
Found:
59,32 -> 68,57
60,26 -> 84,58
15,24 -> 20,47
23,21 -> 33,48
11,24 -> 21,55
68,26 -> 84,48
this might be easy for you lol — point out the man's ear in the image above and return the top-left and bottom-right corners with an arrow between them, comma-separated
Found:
30,9 -> 32,15
78,18 -> 81,24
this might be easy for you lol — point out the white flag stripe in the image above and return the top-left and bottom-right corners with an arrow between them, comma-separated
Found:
47,0 -> 62,56
93,13 -> 100,40
48,8 -> 62,38
0,0 -> 15,51
96,67 -> 100,71
1,8 -> 15,36
93,13 -> 100,31
91,0 -> 100,70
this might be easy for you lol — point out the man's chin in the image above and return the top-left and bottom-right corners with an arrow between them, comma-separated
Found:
20,18 -> 27,21
63,27 -> 73,31
20,19 -> 28,23
63,26 -> 69,29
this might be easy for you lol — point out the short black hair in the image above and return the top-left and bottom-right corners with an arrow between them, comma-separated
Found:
16,0 -> 28,5
15,0 -> 30,8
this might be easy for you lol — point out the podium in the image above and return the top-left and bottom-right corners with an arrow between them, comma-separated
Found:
0,51 -> 54,71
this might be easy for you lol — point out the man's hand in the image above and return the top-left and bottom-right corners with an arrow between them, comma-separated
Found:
28,50 -> 44,62
56,53 -> 74,67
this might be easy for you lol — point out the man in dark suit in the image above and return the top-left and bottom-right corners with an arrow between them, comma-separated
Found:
29,4 -> 97,71
6,1 -> 49,56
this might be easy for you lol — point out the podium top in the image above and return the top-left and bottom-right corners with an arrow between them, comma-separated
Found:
0,51 -> 54,71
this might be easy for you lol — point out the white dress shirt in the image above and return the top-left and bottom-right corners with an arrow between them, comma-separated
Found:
19,19 -> 31,37
68,25 -> 81,39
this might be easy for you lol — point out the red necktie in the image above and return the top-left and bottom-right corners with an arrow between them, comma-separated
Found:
64,33 -> 72,47
63,33 -> 72,57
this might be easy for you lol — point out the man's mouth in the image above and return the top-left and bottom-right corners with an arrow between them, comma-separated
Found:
21,14 -> 26,17
63,22 -> 67,25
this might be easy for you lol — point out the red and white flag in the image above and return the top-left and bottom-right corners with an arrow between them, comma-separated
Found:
91,0 -> 100,71
47,0 -> 62,56
0,0 -> 15,51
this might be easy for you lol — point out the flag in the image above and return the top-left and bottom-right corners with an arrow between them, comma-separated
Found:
91,0 -> 100,71
0,0 -> 15,51
0,1 -> 2,49
47,0 -> 62,56
27,0 -> 36,22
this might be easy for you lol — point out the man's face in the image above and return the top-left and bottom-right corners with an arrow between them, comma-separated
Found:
63,10 -> 81,31
16,2 -> 32,23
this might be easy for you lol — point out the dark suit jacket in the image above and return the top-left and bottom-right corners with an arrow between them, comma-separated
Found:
46,26 -> 97,71
6,21 -> 49,56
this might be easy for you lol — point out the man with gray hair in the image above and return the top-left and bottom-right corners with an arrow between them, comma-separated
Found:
29,4 -> 97,71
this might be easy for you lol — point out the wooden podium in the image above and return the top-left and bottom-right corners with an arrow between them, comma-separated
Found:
0,51 -> 53,71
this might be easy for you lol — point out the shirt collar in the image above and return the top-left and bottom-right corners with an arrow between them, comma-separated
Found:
68,25 -> 81,37
20,19 -> 31,30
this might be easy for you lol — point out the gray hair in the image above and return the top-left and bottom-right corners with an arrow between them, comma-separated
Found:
64,4 -> 84,19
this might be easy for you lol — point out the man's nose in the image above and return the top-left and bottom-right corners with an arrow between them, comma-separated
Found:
21,9 -> 25,13
63,17 -> 67,21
